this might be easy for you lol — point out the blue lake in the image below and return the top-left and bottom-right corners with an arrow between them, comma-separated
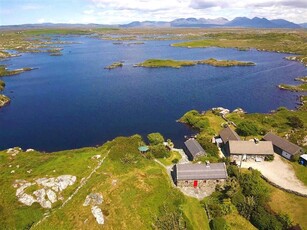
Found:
0,36 -> 306,151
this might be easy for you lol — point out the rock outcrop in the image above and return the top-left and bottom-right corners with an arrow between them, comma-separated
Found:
13,175 -> 76,209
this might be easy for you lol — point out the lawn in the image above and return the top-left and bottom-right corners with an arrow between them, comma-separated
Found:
285,160 -> 307,186
224,211 -> 257,230
268,184 -> 307,229
158,150 -> 182,166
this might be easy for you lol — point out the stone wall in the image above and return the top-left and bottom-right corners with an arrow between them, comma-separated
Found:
177,179 -> 225,189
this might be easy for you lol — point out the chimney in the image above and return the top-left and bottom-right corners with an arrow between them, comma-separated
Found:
206,161 -> 210,167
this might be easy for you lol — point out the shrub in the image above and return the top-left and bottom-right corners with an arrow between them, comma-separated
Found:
287,116 -> 304,129
265,155 -> 274,161
236,121 -> 259,136
150,144 -> 170,158
197,136 -> 219,157
210,217 -> 229,230
147,133 -> 165,145
250,206 -> 283,230
172,158 -> 179,164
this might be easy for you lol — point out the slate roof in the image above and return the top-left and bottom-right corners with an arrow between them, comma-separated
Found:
228,140 -> 274,155
184,138 -> 206,158
263,132 -> 302,156
176,163 -> 228,180
219,127 -> 241,144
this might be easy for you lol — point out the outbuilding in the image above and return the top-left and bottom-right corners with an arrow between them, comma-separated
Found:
226,140 -> 274,161
218,127 -> 241,146
184,138 -> 206,160
173,162 -> 228,188
263,132 -> 303,160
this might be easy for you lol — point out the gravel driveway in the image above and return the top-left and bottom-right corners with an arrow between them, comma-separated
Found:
241,154 -> 307,195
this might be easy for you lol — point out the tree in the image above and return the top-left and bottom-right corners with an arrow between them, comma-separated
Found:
287,116 -> 304,129
150,144 -> 169,158
147,132 -> 165,145
236,121 -> 259,136
197,136 -> 219,157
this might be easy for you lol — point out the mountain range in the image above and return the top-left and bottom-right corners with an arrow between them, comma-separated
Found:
0,17 -> 306,29
121,17 -> 303,28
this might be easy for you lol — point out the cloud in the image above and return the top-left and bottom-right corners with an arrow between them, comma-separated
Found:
189,0 -> 227,9
90,0 -> 186,12
252,0 -> 307,8
21,4 -> 43,10
37,18 -> 46,23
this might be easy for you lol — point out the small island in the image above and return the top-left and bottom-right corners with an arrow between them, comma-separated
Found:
47,48 -> 63,56
104,61 -> 124,70
0,80 -> 5,91
134,58 -> 255,68
0,65 -> 34,77
278,76 -> 307,92
0,94 -> 10,108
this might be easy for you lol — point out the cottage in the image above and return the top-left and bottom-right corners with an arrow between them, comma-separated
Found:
174,162 -> 228,188
218,127 -> 241,146
226,140 -> 274,161
263,132 -> 303,160
299,154 -> 307,166
184,138 -> 206,160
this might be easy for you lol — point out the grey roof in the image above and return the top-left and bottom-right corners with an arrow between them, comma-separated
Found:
219,127 -> 241,144
263,132 -> 302,156
228,140 -> 274,155
176,163 -> 228,180
184,138 -> 206,158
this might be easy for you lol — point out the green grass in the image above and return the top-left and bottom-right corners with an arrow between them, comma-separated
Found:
286,160 -> 307,186
278,83 -> 307,92
21,29 -> 91,36
135,58 -> 255,68
136,59 -> 196,68
0,135 -> 210,229
224,211 -> 257,230
268,183 -> 307,229
158,150 -> 182,166
181,197 -> 210,230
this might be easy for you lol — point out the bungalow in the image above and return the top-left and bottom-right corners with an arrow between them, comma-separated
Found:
263,132 -> 304,160
217,127 -> 241,146
173,162 -> 228,188
226,140 -> 274,161
299,154 -> 307,166
184,138 -> 206,161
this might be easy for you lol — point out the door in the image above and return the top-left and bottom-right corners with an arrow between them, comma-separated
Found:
193,180 -> 198,187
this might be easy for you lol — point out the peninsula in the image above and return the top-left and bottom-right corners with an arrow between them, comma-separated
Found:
135,58 -> 255,68
278,76 -> 307,92
0,65 -> 34,77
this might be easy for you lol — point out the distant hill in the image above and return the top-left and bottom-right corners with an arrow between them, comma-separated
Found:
226,17 -> 301,28
121,17 -> 301,29
300,23 -> 307,28
0,17 -> 303,30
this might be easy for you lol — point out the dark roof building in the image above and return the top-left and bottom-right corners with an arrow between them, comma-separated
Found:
219,127 -> 241,144
227,140 -> 274,156
175,163 -> 228,181
263,132 -> 303,160
184,138 -> 206,160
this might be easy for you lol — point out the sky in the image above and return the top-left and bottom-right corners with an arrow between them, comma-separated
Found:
0,0 -> 307,25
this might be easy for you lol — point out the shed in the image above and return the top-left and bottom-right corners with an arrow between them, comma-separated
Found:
219,127 -> 241,144
184,138 -> 206,160
263,132 -> 303,160
174,163 -> 228,188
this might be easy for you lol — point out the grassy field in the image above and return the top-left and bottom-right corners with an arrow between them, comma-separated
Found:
0,135 -> 210,229
268,183 -> 307,229
158,150 -> 182,166
285,160 -> 307,186
224,211 -> 257,230
135,58 -> 255,68
172,31 -> 307,65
